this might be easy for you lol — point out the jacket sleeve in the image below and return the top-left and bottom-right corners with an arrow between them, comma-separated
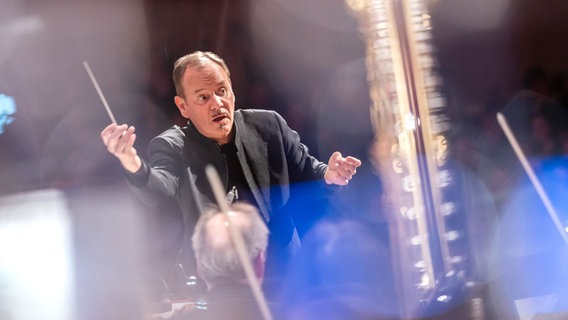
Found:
123,129 -> 184,206
272,111 -> 328,183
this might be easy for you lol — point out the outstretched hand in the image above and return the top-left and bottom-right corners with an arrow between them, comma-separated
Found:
100,123 -> 142,173
324,151 -> 362,186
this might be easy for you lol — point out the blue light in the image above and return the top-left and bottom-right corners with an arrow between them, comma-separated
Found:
0,93 -> 16,134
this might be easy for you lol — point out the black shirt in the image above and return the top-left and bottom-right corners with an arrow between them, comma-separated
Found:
219,141 -> 258,208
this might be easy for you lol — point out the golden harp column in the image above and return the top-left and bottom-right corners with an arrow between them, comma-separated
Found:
346,0 -> 485,318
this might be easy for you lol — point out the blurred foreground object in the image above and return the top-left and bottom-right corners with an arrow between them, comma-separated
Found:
346,0 -> 494,318
0,189 -> 74,320
490,91 -> 568,319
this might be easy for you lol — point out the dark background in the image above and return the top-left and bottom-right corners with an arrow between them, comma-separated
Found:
1,0 -> 568,319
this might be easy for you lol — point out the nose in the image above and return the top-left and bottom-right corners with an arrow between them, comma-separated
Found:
209,94 -> 223,110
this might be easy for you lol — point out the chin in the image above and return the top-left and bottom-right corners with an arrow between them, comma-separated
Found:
222,120 -> 234,131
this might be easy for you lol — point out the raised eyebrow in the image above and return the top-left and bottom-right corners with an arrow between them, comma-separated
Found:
193,88 -> 205,95
193,81 -> 226,94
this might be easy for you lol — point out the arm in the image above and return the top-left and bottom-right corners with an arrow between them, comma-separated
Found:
101,123 -> 184,205
273,112 -> 327,182
273,113 -> 361,186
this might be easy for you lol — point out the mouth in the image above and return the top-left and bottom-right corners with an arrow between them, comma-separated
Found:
212,114 -> 230,123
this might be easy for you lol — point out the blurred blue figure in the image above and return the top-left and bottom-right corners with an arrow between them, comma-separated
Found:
487,90 -> 568,319
491,156 -> 568,319
278,218 -> 397,320
0,93 -> 16,134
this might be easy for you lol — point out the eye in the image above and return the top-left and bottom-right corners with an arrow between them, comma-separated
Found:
197,95 -> 208,103
217,87 -> 227,96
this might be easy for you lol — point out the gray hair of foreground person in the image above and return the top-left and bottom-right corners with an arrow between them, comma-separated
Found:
192,203 -> 269,288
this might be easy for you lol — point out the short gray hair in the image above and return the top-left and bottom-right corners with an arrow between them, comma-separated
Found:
192,203 -> 268,286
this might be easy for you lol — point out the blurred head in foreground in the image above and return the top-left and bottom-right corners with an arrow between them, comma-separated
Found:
192,202 -> 269,290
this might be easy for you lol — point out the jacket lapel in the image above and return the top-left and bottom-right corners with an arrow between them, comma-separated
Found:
234,113 -> 271,222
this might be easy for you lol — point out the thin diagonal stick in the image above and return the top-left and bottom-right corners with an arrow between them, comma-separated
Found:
83,61 -> 117,124
205,165 -> 273,320
497,112 -> 568,248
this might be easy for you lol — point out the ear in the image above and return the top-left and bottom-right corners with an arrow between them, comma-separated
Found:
195,264 -> 212,291
174,95 -> 190,119
253,251 -> 266,282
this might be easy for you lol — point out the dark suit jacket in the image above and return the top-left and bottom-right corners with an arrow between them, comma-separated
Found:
125,109 -> 329,274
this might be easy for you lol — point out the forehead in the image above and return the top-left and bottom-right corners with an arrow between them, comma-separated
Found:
183,61 -> 229,89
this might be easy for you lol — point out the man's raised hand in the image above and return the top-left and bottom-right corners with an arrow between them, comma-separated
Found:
100,123 -> 142,173
324,151 -> 362,186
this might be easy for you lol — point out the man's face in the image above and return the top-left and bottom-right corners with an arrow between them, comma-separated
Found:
174,61 -> 235,144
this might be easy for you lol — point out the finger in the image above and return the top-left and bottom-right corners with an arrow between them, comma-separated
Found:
345,156 -> 362,167
336,180 -> 348,186
336,159 -> 359,175
339,174 -> 350,185
342,169 -> 354,180
107,124 -> 129,153
108,124 -> 127,141
101,123 -> 120,145
333,166 -> 352,181
341,166 -> 356,178
327,166 -> 352,186
100,123 -> 118,137
329,172 -> 349,186
329,151 -> 342,166
105,133 -> 120,153
106,127 -> 124,152
331,162 -> 350,177
122,130 -> 137,154
116,126 -> 136,154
